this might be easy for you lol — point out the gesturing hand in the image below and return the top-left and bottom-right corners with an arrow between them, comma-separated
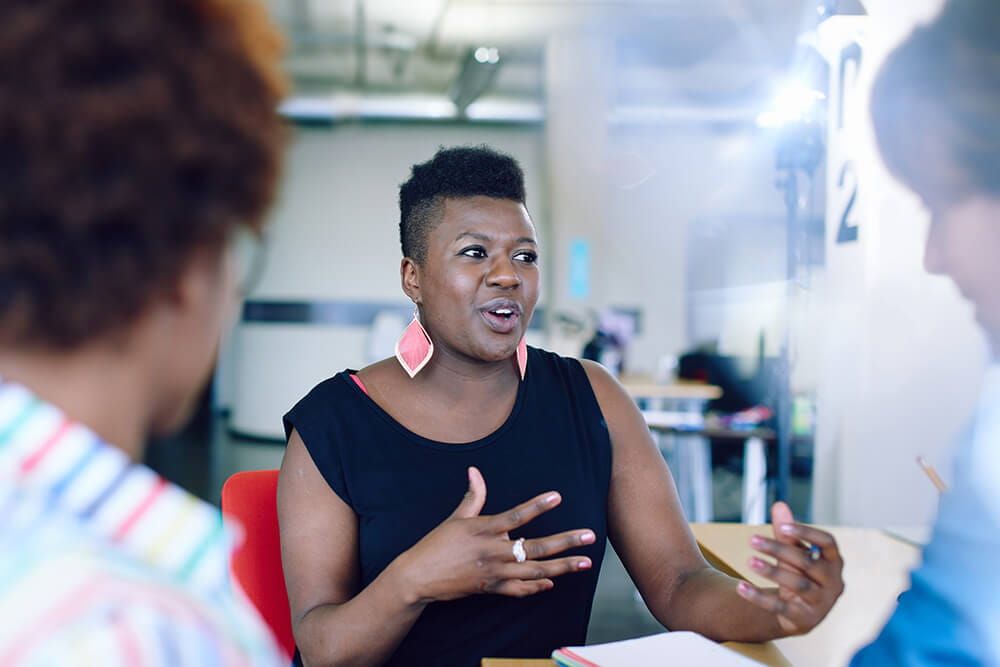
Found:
395,467 -> 596,604
736,501 -> 846,636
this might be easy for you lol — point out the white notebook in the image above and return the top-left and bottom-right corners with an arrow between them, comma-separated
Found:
552,631 -> 764,667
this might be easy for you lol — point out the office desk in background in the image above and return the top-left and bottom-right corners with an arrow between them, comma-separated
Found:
623,381 -> 725,523
622,381 -> 723,402
648,422 -> 777,524
629,378 -> 771,524
484,523 -> 921,667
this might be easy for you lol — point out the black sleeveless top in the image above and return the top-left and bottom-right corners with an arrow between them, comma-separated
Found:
283,347 -> 612,666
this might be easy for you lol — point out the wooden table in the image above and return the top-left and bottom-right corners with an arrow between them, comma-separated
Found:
692,523 -> 922,667
622,381 -> 723,402
484,523 -> 921,667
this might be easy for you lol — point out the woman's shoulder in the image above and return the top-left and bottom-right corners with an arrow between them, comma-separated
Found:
284,371 -> 355,430
528,346 -> 600,384
295,372 -> 350,404
527,345 -> 579,369
289,358 -> 407,419
529,347 -> 628,418
528,347 -> 608,403
283,367 -> 376,446
354,357 -> 401,386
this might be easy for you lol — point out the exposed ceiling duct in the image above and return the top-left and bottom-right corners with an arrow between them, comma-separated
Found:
280,93 -> 543,124
279,92 -> 770,129
448,47 -> 503,115
267,0 -> 817,127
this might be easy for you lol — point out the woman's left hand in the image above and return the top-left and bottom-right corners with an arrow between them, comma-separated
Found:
735,502 -> 845,637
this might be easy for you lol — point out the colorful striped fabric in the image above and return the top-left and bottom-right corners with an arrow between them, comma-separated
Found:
0,380 -> 286,666
552,647 -> 601,667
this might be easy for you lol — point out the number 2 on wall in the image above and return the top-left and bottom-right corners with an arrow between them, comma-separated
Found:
836,162 -> 859,244
835,40 -> 862,245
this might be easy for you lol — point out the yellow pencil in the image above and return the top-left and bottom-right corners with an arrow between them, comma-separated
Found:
916,456 -> 948,493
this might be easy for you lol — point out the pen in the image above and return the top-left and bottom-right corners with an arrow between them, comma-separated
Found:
916,456 -> 948,493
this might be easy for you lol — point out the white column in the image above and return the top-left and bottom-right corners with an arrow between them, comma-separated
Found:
544,31 -> 613,323
812,0 -> 987,526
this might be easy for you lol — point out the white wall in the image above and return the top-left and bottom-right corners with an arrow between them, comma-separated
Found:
259,124 -> 549,300
221,117 -> 815,439
611,127 -> 791,368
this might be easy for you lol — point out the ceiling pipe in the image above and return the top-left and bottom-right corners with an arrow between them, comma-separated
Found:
354,0 -> 367,88
290,0 -> 313,48
279,93 -> 764,127
279,93 -> 541,124
449,47 -> 503,116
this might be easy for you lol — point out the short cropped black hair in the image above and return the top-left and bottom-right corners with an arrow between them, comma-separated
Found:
398,145 -> 526,263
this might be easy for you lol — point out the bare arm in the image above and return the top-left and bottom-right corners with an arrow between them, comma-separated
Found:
278,430 -> 595,667
582,361 -> 843,641
278,430 -> 424,666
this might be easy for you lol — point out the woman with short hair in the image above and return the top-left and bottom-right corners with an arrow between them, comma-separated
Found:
280,145 -> 846,666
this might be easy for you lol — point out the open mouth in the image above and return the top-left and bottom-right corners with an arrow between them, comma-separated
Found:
480,301 -> 522,334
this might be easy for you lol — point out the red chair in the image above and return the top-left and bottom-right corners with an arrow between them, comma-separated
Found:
221,469 -> 296,660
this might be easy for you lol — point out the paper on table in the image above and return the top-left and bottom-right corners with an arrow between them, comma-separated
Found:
552,631 -> 764,667
882,525 -> 931,548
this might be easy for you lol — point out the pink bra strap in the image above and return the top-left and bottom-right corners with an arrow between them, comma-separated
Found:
350,374 -> 370,396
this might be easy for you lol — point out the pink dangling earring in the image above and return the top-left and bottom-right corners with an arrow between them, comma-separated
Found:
395,307 -> 434,378
516,337 -> 528,380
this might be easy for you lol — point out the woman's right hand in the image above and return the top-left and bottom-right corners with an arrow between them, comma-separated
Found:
392,466 -> 596,604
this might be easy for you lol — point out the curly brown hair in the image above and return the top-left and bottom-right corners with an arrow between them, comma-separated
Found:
0,0 -> 287,350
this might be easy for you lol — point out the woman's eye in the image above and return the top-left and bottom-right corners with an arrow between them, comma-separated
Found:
460,246 -> 486,258
514,251 -> 538,264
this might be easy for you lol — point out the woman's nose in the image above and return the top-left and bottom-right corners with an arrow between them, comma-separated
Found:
486,257 -> 521,288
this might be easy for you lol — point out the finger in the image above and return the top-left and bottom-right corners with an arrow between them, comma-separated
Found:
490,578 -> 554,598
486,491 -> 561,533
450,467 -> 487,519
748,557 -> 822,602
498,556 -> 592,582
777,524 -> 843,563
770,501 -> 798,546
517,530 -> 596,561
736,581 -> 811,623
751,535 -> 830,584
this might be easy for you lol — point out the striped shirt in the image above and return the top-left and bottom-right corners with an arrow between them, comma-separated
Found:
0,380 -> 286,666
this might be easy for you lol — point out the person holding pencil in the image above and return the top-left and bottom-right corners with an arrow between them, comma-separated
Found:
852,1 -> 1000,664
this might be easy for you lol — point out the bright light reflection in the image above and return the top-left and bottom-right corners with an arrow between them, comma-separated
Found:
756,83 -> 826,128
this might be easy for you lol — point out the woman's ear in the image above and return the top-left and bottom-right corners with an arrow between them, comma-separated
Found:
400,257 -> 421,304
167,248 -> 228,315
